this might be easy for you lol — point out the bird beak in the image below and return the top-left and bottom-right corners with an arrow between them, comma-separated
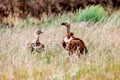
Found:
61,22 -> 65,25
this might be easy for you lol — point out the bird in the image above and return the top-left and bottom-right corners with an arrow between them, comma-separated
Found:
27,29 -> 44,53
61,21 -> 73,49
61,21 -> 88,57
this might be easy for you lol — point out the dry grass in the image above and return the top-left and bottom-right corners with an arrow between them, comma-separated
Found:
0,11 -> 120,80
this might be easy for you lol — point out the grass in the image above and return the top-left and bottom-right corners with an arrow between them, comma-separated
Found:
72,5 -> 108,22
34,5 -> 108,28
0,5 -> 120,80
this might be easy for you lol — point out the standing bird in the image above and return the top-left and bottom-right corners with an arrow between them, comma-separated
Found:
61,21 -> 88,57
27,29 -> 44,53
61,21 -> 73,49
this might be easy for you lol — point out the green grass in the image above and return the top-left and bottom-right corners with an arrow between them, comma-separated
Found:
78,5 -> 108,22
41,5 -> 108,27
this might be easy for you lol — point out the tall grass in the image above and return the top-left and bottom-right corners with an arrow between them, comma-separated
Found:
0,6 -> 120,80
72,5 -> 108,22
41,5 -> 108,27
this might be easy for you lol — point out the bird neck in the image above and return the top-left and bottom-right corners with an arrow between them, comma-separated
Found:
35,34 -> 40,42
66,25 -> 70,35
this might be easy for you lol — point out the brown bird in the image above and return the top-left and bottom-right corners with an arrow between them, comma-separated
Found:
27,29 -> 44,53
61,21 -> 88,57
61,21 -> 73,49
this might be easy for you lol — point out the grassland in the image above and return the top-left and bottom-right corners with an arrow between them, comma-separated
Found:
0,6 -> 120,80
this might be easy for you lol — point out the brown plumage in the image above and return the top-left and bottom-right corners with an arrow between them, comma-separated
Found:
27,29 -> 44,53
61,21 -> 88,57
66,35 -> 88,57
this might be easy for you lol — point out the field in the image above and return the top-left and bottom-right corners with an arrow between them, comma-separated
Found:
0,6 -> 120,80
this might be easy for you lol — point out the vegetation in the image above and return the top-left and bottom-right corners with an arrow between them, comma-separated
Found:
39,5 -> 108,27
0,0 -> 120,20
76,5 -> 108,22
0,5 -> 120,80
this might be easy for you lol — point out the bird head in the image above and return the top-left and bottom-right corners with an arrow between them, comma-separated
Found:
61,21 -> 71,27
35,29 -> 43,35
